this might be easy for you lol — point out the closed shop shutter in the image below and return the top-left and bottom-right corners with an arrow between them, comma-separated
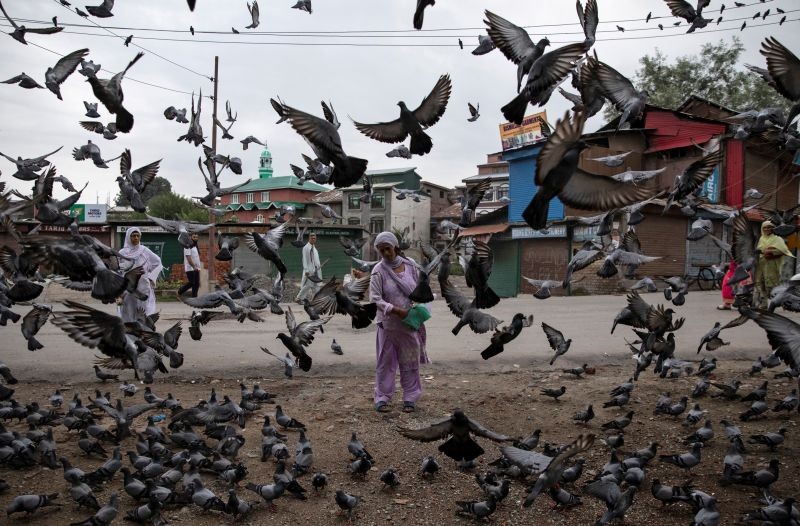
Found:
686,221 -> 725,276
488,240 -> 519,298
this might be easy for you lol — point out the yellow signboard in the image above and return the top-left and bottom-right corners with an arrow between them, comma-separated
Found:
499,111 -> 548,151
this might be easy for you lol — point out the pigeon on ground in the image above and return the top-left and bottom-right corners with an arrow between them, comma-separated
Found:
540,386 -> 566,401
573,405 -> 595,424
584,479 -> 637,526
659,442 -> 702,473
6,493 -> 61,517
331,339 -> 343,355
354,74 -> 451,156
334,490 -> 360,520
748,428 -> 787,451
86,52 -> 143,133
398,409 -> 511,462
456,496 -> 497,520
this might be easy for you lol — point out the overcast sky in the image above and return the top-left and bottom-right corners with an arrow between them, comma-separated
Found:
1,0 -> 798,206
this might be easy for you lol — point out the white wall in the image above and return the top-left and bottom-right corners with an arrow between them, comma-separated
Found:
390,194 -> 431,246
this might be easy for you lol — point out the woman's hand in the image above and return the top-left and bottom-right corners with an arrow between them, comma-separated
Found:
392,306 -> 408,319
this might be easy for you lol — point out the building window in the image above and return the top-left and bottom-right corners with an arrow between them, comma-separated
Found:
348,217 -> 360,225
426,189 -> 431,195
230,193 -> 239,204
439,190 -> 444,198
370,218 -> 384,233
371,193 -> 385,209
261,191 -> 269,202
348,194 -> 361,210
246,193 -> 254,203
255,214 -> 264,223
497,184 -> 509,200
484,188 -> 495,202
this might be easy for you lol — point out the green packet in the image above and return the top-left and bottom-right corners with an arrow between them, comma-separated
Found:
402,304 -> 431,330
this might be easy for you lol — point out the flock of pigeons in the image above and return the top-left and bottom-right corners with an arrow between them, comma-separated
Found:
1,0 -> 800,524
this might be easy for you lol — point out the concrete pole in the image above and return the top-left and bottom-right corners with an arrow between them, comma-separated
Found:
207,56 -> 220,292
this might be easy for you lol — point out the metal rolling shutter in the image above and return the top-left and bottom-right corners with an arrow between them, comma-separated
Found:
488,240 -> 520,298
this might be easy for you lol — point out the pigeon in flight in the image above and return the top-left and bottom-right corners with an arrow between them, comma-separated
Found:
240,135 -> 265,150
587,55 -> 647,130
84,101 -> 100,118
86,0 -> 115,18
44,48 -> 89,100
245,1 -> 260,29
86,51 -> 144,133
756,38 -> 800,133
276,307 -> 329,371
521,111 -> 654,230
484,11 -> 551,93
163,106 -> 188,123
79,121 -> 118,140
243,223 -> 288,277
471,34 -> 496,55
291,0 -> 312,14
542,322 -> 572,365
2,73 -> 44,90
576,0 -> 599,46
354,74 -> 452,156
664,150 -> 723,211
271,98 -> 366,187
481,313 -> 534,359
72,140 -> 110,168
467,102 -> 480,122
666,0 -> 712,33
0,0 -> 64,44
413,0 -> 435,30
386,145 -> 412,159
147,215 -> 213,249
587,151 -> 633,167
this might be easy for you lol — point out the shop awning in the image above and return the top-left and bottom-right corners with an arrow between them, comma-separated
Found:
458,223 -> 509,237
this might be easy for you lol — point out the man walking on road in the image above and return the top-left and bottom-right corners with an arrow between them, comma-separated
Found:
296,232 -> 321,303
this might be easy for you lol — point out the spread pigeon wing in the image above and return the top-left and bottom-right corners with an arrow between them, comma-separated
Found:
398,418 -> 453,442
342,274 -> 371,301
50,48 -> 89,83
593,61 -> 640,113
440,279 -> 472,317
500,445 -> 553,472
281,103 -> 347,156
536,111 -> 585,185
760,37 -> 800,101
467,417 -> 511,442
742,309 -> 800,370
679,150 -> 723,194
353,115 -> 407,144
484,10 -> 535,65
584,479 -> 622,507
412,74 -> 452,127
665,0 -> 698,22
559,169 -> 657,210
293,317 -> 329,346
51,300 -> 126,349
541,322 -> 565,350
577,0 -> 598,44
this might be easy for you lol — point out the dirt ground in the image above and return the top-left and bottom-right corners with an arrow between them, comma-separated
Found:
0,359 -> 797,526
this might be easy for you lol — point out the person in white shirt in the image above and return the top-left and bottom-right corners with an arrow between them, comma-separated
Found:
295,232 -> 321,303
178,233 -> 202,297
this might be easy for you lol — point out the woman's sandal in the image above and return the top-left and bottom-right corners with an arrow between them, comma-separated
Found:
375,402 -> 390,413
402,402 -> 416,413
716,304 -> 731,310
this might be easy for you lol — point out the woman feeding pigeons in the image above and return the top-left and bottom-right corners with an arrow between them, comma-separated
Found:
117,227 -> 164,322
369,231 -> 430,413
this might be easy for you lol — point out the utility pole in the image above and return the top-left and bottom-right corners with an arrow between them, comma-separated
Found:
207,55 -> 220,291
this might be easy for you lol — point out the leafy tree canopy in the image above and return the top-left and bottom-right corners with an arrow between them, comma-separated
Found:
603,37 -> 788,121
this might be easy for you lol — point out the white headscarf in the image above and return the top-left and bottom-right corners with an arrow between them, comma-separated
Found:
121,227 -> 144,256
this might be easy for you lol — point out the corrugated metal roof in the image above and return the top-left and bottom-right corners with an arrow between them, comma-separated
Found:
311,189 -> 343,203
459,223 -> 509,237
341,181 -> 402,191
365,167 -> 417,176
432,202 -> 461,219
644,109 -> 726,153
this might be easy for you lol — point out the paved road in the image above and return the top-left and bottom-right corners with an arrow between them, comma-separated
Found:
2,290 -> 786,383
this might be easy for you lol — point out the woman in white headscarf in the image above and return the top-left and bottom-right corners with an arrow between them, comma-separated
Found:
118,227 -> 163,321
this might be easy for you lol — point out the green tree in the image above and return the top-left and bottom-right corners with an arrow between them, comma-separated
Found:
114,176 -> 172,208
146,192 -> 208,222
603,37 -> 788,121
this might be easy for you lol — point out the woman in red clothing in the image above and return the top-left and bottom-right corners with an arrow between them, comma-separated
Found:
718,260 -> 752,310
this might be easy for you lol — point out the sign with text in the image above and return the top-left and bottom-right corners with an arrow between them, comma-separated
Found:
499,111 -> 548,151
69,204 -> 107,223
511,225 -> 566,239
698,166 -> 720,203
